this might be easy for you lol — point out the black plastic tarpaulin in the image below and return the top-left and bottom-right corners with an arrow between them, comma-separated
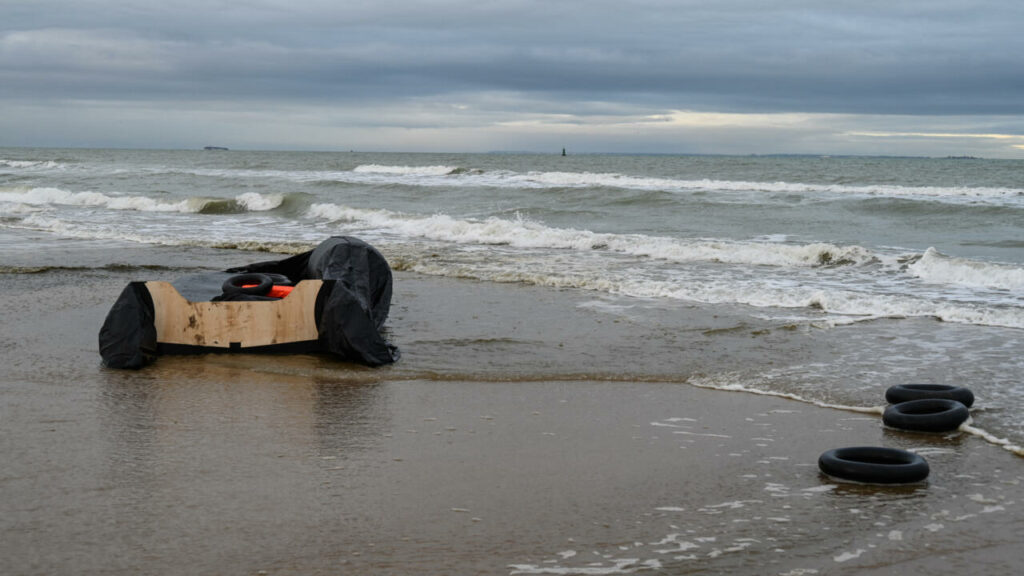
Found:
98,236 -> 399,368
228,236 -> 399,365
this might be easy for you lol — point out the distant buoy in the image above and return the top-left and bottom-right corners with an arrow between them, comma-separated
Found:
882,399 -> 970,432
885,384 -> 974,408
818,446 -> 929,484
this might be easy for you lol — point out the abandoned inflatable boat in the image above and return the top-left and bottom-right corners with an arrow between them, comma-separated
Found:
99,236 -> 399,369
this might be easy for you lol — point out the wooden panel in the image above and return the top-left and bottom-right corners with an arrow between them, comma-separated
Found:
146,280 -> 323,348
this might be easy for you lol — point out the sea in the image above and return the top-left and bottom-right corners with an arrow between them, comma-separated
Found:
2,147 -> 1023,452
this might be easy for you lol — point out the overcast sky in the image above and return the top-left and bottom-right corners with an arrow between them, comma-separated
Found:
2,0 -> 1024,157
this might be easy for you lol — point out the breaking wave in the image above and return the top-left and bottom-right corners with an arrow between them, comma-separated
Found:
9,202 -> 1023,329
398,259 -> 1024,329
9,212 -> 319,255
908,247 -> 1024,292
0,159 -> 62,170
195,192 -> 289,214
352,164 -> 462,176
306,202 -> 878,268
102,163 -> 1024,205
0,187 -> 289,214
342,165 -> 1024,204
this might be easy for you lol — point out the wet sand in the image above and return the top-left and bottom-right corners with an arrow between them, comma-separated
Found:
2,242 -> 1022,575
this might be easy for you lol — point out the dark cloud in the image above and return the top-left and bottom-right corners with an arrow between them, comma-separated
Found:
2,1 -> 1024,153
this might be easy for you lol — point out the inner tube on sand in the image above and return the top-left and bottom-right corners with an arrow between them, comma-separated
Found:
885,384 -> 974,408
818,446 -> 929,484
222,273 -> 273,296
882,398 -> 970,433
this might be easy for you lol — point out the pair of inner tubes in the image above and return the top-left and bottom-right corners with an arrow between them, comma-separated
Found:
882,384 -> 972,433
222,273 -> 294,299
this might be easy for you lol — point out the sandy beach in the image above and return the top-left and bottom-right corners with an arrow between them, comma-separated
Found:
2,241 -> 1022,575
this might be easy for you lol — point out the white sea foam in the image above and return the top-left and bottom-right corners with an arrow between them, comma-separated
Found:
234,192 -> 284,211
0,187 -> 286,214
0,202 -> 44,216
0,159 -> 61,169
833,549 -> 866,563
405,257 -> 1024,329
908,248 -> 1024,292
961,425 -> 1024,457
162,164 -> 1024,205
0,187 -> 193,212
13,193 -> 1022,329
335,202 -> 1020,328
508,558 -> 662,575
519,172 -> 1024,203
306,202 -> 878,268
345,165 -> 1024,202
352,164 -> 460,176
13,212 -> 317,253
684,373 -> 885,414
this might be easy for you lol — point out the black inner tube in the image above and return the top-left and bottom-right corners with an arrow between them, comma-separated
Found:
882,398 -> 970,433
885,384 -> 974,408
262,273 -> 295,286
222,273 -> 274,296
818,446 -> 929,484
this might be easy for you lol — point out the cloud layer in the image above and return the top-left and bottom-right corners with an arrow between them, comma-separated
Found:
3,1 -> 1024,156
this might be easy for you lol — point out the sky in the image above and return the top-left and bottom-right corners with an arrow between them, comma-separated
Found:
2,0 -> 1024,157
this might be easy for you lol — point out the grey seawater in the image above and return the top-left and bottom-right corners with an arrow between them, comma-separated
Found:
4,148 -> 1024,263
2,237 -> 1023,575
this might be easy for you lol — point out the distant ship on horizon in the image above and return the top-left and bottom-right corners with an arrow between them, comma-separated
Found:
203,146 -> 229,151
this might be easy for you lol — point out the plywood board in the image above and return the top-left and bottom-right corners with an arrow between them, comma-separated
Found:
146,280 -> 323,348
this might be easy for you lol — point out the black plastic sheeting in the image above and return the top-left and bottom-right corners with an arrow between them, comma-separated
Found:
97,282 -> 158,369
99,236 -> 399,368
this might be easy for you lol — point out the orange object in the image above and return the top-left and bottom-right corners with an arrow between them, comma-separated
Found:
268,285 -> 294,298
242,284 -> 295,298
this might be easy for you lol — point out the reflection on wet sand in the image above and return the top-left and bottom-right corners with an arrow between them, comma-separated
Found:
93,354 -> 395,572
99,353 -> 391,472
